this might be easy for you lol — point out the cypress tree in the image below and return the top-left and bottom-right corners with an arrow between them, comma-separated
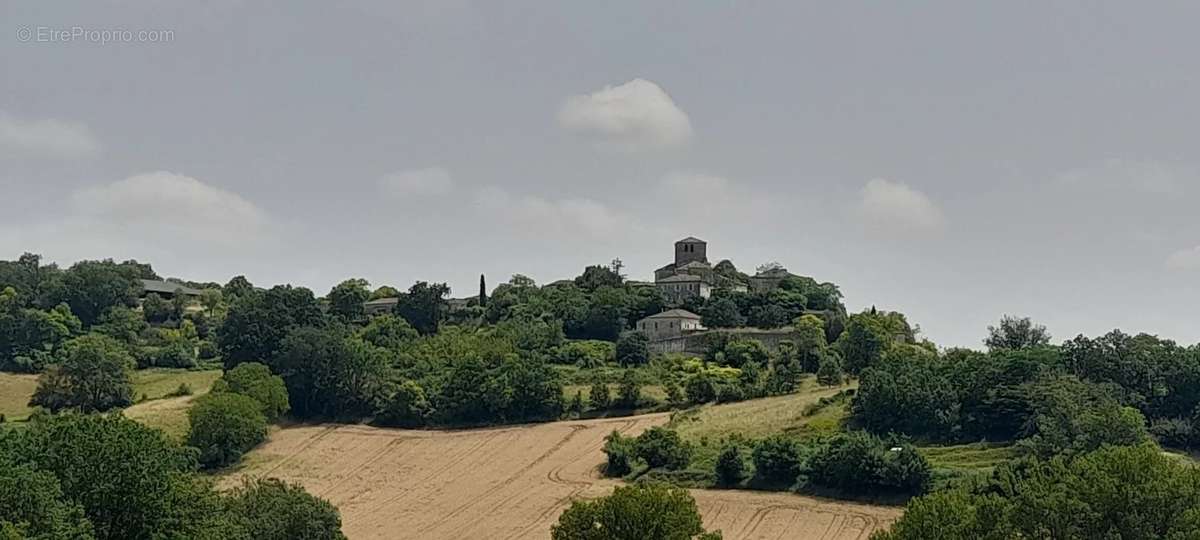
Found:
478,274 -> 487,307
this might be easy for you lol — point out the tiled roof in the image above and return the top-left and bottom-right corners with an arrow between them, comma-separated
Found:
641,309 -> 702,320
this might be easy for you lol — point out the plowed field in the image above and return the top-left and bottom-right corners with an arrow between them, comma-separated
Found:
225,414 -> 899,539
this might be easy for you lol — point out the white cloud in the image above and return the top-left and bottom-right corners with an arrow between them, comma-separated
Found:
378,167 -> 455,197
0,111 -> 101,159
558,78 -> 692,151
1056,158 -> 1182,195
1167,246 -> 1200,270
472,186 -> 638,240
69,171 -> 270,245
856,178 -> 946,233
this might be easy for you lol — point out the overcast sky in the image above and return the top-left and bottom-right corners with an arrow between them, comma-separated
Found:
3,1 -> 1200,348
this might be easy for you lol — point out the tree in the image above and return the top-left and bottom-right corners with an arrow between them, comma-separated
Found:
41,260 -> 142,327
2,414 -> 197,540
200,288 -> 223,315
850,346 -> 958,439
616,369 -> 641,409
368,285 -> 399,300
634,428 -> 692,470
589,380 -> 611,410
355,314 -> 418,350
0,457 -> 94,540
478,274 -> 487,308
751,435 -> 803,485
0,287 -> 77,372
835,313 -> 890,374
217,285 -> 324,369
187,393 -> 268,468
985,315 -> 1051,351
551,483 -> 721,540
273,326 -> 390,419
874,444 -> 1200,540
1020,375 -> 1150,458
685,373 -> 718,404
700,297 -> 744,328
394,281 -> 449,335
222,275 -> 255,300
792,314 -> 828,372
573,264 -> 623,292
327,278 -> 370,322
225,478 -> 346,540
816,354 -> 844,386
808,431 -> 930,495
715,444 -> 745,486
213,362 -> 290,421
29,334 -> 134,413
615,331 -> 650,366
377,380 -> 431,427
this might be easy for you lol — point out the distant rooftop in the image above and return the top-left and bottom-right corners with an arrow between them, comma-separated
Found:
656,274 -> 704,283
140,279 -> 202,297
676,236 -> 705,244
642,309 -> 701,320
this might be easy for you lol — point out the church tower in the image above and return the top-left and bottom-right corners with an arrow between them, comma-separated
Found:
674,237 -> 708,266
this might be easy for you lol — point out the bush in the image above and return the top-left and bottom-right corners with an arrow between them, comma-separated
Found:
635,427 -> 692,470
752,435 -> 803,485
187,393 -> 268,469
29,334 -> 134,413
197,340 -> 218,360
225,478 -> 346,540
377,380 -> 430,428
152,340 -> 197,368
589,380 -> 611,411
551,483 -> 720,540
1149,417 -> 1194,449
213,362 -> 290,421
715,384 -> 745,404
685,373 -> 718,404
715,444 -> 745,486
602,431 -> 636,477
554,340 -> 614,368
615,332 -> 650,367
615,370 -> 641,409
807,431 -> 930,495
816,354 -> 844,386
168,382 -> 193,397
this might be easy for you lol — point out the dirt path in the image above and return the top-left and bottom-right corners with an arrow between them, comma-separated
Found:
223,414 -> 899,539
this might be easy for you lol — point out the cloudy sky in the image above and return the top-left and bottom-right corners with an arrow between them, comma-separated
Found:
3,1 -> 1200,347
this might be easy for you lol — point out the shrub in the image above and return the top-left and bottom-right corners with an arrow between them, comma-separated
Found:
602,431 -> 636,477
225,478 -> 346,540
152,340 -> 197,368
685,373 -> 718,404
616,370 -> 641,409
615,331 -> 650,367
715,444 -> 745,486
213,362 -> 290,421
168,382 -> 193,397
29,334 -> 134,413
752,435 -> 803,485
816,354 -> 844,386
715,384 -> 745,404
197,340 -> 218,360
551,483 -> 720,540
554,340 -> 614,368
808,431 -> 930,495
377,380 -> 430,428
666,383 -> 686,408
589,380 -> 611,411
1149,417 -> 1194,449
187,393 -> 268,469
635,427 -> 692,470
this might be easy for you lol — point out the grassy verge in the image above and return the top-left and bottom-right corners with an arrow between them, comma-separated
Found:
0,372 -> 40,422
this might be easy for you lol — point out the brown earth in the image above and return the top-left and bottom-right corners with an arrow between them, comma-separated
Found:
223,414 -> 900,539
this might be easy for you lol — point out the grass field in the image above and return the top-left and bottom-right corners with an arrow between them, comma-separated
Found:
0,372 -> 40,422
0,368 -> 222,437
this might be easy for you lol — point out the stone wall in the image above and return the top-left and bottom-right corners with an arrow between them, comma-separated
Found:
647,327 -> 800,355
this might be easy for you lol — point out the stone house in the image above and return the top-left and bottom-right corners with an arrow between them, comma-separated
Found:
635,309 -> 704,340
655,274 -> 711,305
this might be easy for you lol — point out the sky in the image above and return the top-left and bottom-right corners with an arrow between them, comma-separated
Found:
3,1 -> 1200,348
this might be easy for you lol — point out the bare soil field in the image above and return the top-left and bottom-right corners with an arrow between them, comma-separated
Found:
224,414 -> 900,539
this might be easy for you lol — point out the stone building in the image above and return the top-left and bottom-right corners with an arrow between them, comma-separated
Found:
635,308 -> 704,340
656,274 -> 711,305
655,237 -> 717,304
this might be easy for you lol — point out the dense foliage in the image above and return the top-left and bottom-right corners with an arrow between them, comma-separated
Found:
873,444 -> 1200,540
551,483 -> 722,540
187,393 -> 268,468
